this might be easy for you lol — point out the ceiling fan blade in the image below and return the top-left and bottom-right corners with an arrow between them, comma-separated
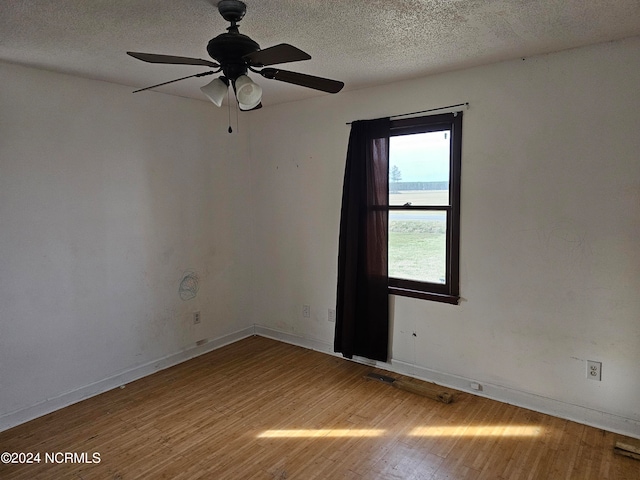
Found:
127,51 -> 219,68
243,43 -> 311,67
259,68 -> 344,94
132,71 -> 215,93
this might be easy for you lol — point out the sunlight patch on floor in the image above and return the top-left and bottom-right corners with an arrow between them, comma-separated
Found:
257,425 -> 543,439
257,429 -> 386,438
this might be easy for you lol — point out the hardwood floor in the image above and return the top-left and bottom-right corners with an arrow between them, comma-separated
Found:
1,336 -> 638,479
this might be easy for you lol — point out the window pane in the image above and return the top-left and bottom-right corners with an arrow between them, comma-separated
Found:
389,131 -> 450,206
389,210 -> 447,284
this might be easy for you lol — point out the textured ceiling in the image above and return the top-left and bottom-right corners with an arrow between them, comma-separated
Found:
2,0 -> 640,107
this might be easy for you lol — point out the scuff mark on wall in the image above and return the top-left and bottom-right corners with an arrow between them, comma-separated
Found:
178,270 -> 199,301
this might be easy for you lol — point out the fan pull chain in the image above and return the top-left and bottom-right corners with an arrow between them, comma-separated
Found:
235,95 -> 239,132
227,90 -> 232,133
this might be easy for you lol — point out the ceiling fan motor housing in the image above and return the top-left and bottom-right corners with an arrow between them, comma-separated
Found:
209,1 -> 259,81
207,30 -> 260,81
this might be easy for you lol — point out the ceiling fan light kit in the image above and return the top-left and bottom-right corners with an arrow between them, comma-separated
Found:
200,77 -> 229,107
127,0 -> 344,119
234,74 -> 263,109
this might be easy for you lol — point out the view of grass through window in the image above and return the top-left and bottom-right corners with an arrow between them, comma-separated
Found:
389,211 -> 447,284
389,131 -> 450,284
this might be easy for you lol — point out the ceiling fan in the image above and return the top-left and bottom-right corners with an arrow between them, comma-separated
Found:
127,0 -> 344,111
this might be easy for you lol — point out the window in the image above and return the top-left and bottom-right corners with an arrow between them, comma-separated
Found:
387,112 -> 462,304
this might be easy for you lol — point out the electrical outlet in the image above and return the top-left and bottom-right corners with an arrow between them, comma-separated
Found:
193,311 -> 201,325
587,360 -> 601,381
328,308 -> 336,322
302,304 -> 311,318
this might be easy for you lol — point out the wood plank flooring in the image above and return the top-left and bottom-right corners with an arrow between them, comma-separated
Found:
1,336 -> 638,479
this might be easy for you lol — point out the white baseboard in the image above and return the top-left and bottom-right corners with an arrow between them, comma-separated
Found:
4,324 -> 638,440
253,325 -> 335,354
387,359 -> 640,440
0,326 -> 255,433
252,325 -> 640,440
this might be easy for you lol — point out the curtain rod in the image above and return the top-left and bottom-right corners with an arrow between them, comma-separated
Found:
346,102 -> 469,125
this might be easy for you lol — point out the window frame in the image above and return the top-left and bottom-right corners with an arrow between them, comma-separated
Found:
387,112 -> 462,305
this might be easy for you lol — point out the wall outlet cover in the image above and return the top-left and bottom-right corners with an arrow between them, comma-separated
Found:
587,360 -> 602,381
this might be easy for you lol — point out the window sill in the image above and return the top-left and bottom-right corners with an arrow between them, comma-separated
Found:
388,286 -> 459,305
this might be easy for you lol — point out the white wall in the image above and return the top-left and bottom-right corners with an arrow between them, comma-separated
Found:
248,37 -> 640,438
2,36 -> 638,439
0,63 -> 254,429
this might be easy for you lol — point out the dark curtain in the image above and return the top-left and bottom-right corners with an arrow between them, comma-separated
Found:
335,118 -> 390,361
